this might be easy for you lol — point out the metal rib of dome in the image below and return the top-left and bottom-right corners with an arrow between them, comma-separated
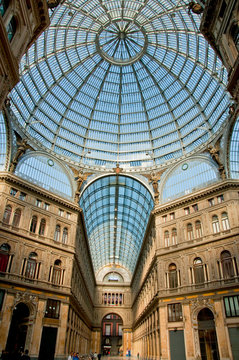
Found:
79,175 -> 154,274
9,0 -> 230,171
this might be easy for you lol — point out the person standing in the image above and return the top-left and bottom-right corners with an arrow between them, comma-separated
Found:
68,351 -> 73,360
21,350 -> 30,360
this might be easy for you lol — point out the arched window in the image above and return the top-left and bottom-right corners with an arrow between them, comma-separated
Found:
62,227 -> 68,244
172,228 -> 177,245
30,215 -> 37,233
193,257 -> 205,284
54,225 -> 61,241
3,205 -> 12,224
195,220 -> 202,238
0,243 -> 10,272
187,223 -> 193,240
221,250 -> 234,279
52,260 -> 62,285
25,252 -> 37,279
0,0 -> 9,16
221,212 -> 230,230
164,230 -> 169,247
212,215 -> 220,233
38,218 -> 46,236
12,208 -> 21,227
7,16 -> 17,42
168,263 -> 178,289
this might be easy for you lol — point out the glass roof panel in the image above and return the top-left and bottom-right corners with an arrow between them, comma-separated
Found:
7,0 -> 231,171
80,175 -> 154,274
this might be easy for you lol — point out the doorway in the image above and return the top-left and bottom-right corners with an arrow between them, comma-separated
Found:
38,326 -> 58,360
198,308 -> 220,360
102,314 -> 123,356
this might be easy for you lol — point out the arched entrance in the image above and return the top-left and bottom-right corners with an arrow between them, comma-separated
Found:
102,313 -> 123,356
198,308 -> 220,360
6,302 -> 30,356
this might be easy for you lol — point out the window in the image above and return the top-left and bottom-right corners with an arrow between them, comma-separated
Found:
52,260 -> 62,285
44,203 -> 49,210
58,209 -> 64,216
170,212 -> 175,220
164,230 -> 170,247
3,205 -> 12,224
0,0 -> 9,16
19,192 -> 26,201
66,212 -> 71,219
0,243 -> 10,272
224,296 -> 239,317
208,198 -> 215,207
54,225 -> 61,241
25,252 -> 37,279
105,324 -> 111,336
39,218 -> 46,236
168,263 -> 178,289
230,22 -> 239,51
10,188 -> 17,196
168,303 -> 182,322
30,215 -> 37,233
162,215 -> 167,222
12,208 -> 21,227
195,220 -> 202,238
212,215 -> 220,233
172,228 -> 177,245
187,223 -> 193,240
36,199 -> 42,207
221,251 -> 235,279
217,194 -> 224,203
0,289 -> 5,311
62,227 -> 68,244
45,299 -> 60,319
118,324 -> 123,336
221,212 -> 230,230
193,258 -> 205,284
7,16 -> 17,42
192,204 -> 198,212
184,207 -> 190,215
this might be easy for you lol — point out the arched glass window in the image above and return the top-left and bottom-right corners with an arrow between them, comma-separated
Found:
195,220 -> 202,238
25,252 -> 37,279
168,263 -> 178,289
172,228 -> 177,245
221,212 -> 230,230
12,208 -> 21,227
164,230 -> 170,247
39,218 -> 46,236
62,227 -> 68,244
0,243 -> 10,272
54,225 -> 61,241
7,16 -> 17,42
3,205 -> 12,224
221,250 -> 234,279
30,215 -> 37,233
52,259 -> 62,285
193,257 -> 205,284
0,0 -> 9,16
212,215 -> 220,233
187,223 -> 193,240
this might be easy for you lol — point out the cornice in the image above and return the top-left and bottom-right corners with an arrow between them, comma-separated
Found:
153,180 -> 239,215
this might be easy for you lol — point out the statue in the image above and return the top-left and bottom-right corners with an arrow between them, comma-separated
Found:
188,2 -> 204,14
69,166 -> 92,203
207,140 -> 226,180
9,138 -> 31,173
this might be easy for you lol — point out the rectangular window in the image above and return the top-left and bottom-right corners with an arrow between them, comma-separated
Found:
217,194 -> 224,203
45,299 -> 60,319
170,212 -> 175,220
192,204 -> 198,212
184,207 -> 190,215
0,289 -> 5,311
224,296 -> 239,317
66,212 -> 71,219
36,199 -> 42,207
118,324 -> 122,336
105,324 -> 111,336
44,203 -> 49,210
208,198 -> 215,207
168,303 -> 183,322
58,209 -> 64,216
10,188 -> 17,196
162,215 -> 167,222
19,192 -> 26,201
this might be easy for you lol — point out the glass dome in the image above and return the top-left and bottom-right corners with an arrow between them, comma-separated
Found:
9,0 -> 230,171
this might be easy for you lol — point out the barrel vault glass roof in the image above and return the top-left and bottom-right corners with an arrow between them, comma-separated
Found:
9,0 -> 231,171
79,175 -> 154,274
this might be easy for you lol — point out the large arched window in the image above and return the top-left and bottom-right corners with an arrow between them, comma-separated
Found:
52,260 -> 62,285
38,218 -> 46,236
12,208 -> 21,227
168,263 -> 178,289
54,225 -> 61,241
62,227 -> 68,244
221,212 -> 230,230
221,250 -> 235,279
164,230 -> 170,247
7,16 -> 17,42
0,243 -> 10,273
195,220 -> 202,238
25,252 -> 37,279
193,257 -> 205,284
187,223 -> 193,240
212,215 -> 220,233
30,215 -> 37,233
172,228 -> 177,245
3,205 -> 12,224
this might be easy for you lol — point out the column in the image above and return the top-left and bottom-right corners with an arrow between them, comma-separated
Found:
159,306 -> 169,360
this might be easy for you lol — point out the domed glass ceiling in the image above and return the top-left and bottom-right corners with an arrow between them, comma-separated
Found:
9,0 -> 230,171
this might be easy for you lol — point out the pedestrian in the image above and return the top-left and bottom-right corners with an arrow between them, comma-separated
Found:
68,351 -> 73,360
97,352 -> 101,360
21,350 -> 30,360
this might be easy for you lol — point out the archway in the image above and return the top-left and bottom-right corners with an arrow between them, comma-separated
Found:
6,302 -> 30,356
198,308 -> 219,360
101,313 -> 123,356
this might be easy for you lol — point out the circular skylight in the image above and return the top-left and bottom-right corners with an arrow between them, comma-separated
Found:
9,0 -> 230,171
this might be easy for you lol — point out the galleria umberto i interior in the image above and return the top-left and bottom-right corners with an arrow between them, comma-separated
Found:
0,1 -> 239,359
